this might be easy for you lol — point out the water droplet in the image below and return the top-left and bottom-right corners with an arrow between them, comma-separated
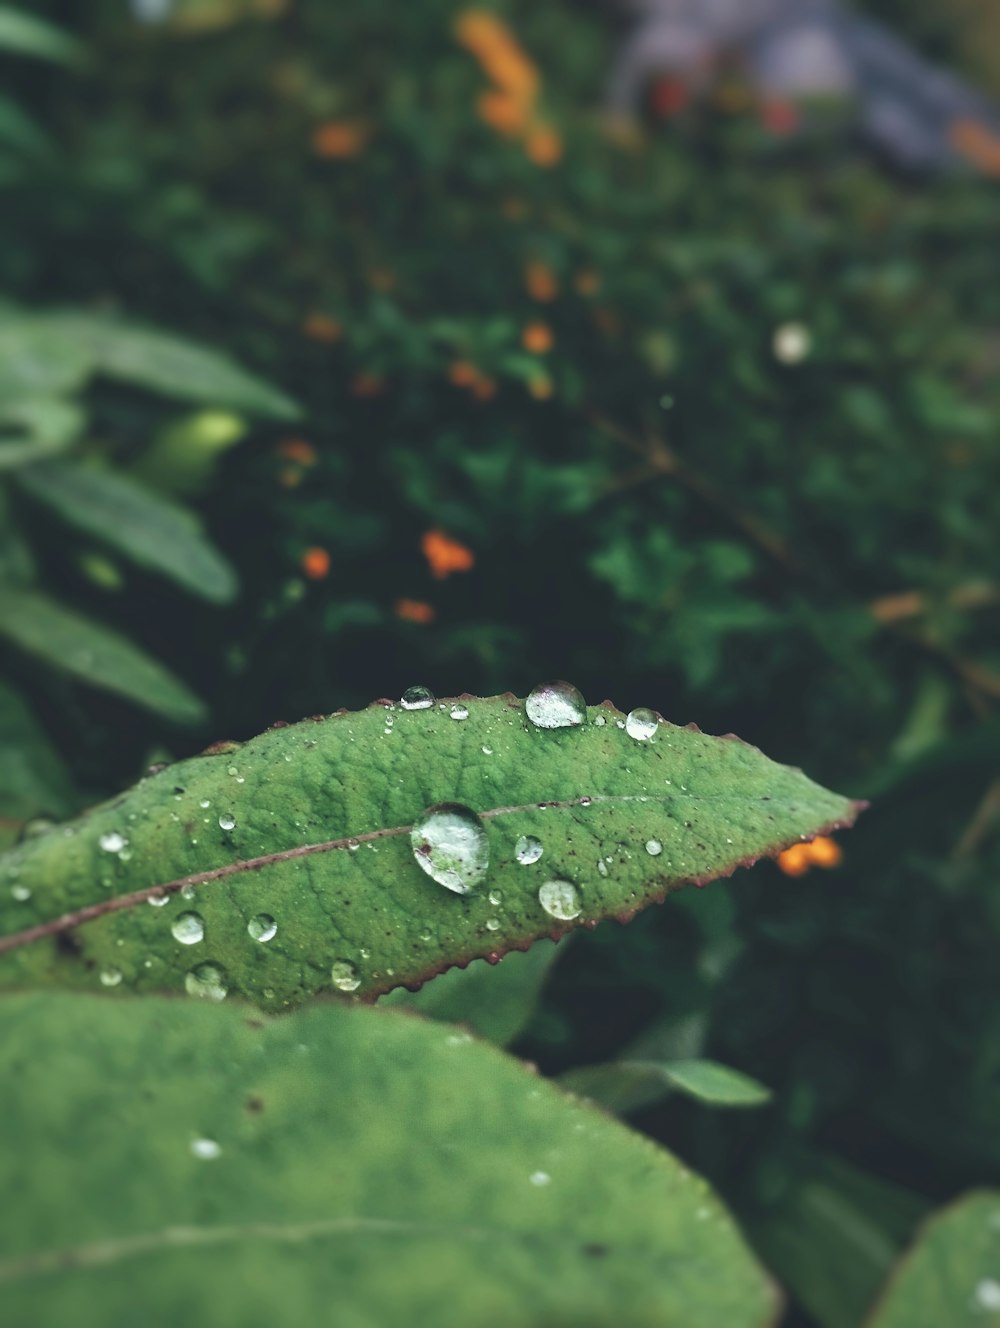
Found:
218,813 -> 236,831
530,1171 -> 551,1186
596,860 -> 609,877
593,714 -> 606,727
180,885 -> 196,901
525,680 -> 586,729
488,890 -> 502,906
539,879 -> 581,920
185,962 -> 228,1001
450,705 -> 469,721
645,839 -> 663,856
625,708 -> 658,741
400,685 -> 435,710
20,816 -> 55,841
331,959 -> 361,992
190,1137 -> 221,1160
227,765 -> 239,777
11,883 -> 31,901
198,799 -> 211,809
172,912 -> 205,945
486,918 -> 501,932
248,914 -> 277,942
974,1279 -> 1000,1311
148,892 -> 169,907
410,803 -> 489,895
481,745 -> 493,755
515,835 -> 543,865
99,831 -> 128,853
99,966 -> 123,987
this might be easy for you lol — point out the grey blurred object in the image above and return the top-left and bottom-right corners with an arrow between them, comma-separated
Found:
607,0 -> 1000,171
129,0 -> 174,20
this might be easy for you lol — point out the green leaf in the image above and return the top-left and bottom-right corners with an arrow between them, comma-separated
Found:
0,94 -> 55,158
560,1059 -> 772,1115
0,311 -> 94,400
0,679 -> 75,838
49,313 -> 301,420
0,992 -> 778,1328
379,941 -> 563,1046
866,1192 -> 1000,1327
0,693 -> 861,1007
0,6 -> 86,65
17,461 -> 237,603
0,399 -> 85,469
0,586 -> 205,723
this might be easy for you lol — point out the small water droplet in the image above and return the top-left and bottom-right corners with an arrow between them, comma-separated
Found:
625,708 -> 658,741
410,803 -> 489,895
180,884 -> 196,901
596,860 -> 609,877
525,681 -> 586,730
488,890 -> 502,906
11,883 -> 31,901
645,839 -> 663,856
485,918 -> 501,931
172,912 -> 205,945
248,914 -> 277,942
190,1137 -> 221,1160
515,835 -> 543,865
20,816 -> 55,841
481,745 -> 493,755
331,959 -> 361,992
593,714 -> 607,727
347,839 -> 360,851
99,831 -> 128,853
198,799 -> 211,809
974,1279 -> 1000,1311
449,705 -> 469,721
99,966 -> 123,987
148,892 -> 169,907
530,1171 -> 551,1186
539,879 -> 581,920
218,813 -> 236,831
400,685 -> 435,710
185,962 -> 228,1001
227,765 -> 239,776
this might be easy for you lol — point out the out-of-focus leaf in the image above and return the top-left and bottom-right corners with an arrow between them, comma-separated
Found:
0,6 -> 86,65
560,1058 -> 772,1115
0,991 -> 779,1328
131,409 -> 249,496
0,586 -> 205,723
0,694 -> 860,1008
379,941 -> 563,1046
0,680 -> 74,840
18,460 -> 237,603
0,399 -> 84,469
866,1191 -> 1000,1327
0,95 -> 54,157
0,313 -> 93,400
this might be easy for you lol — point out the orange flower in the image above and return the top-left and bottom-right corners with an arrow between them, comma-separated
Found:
301,547 -> 331,580
455,11 -> 539,102
394,598 -> 436,624
573,269 -> 600,297
448,360 -> 479,387
525,261 -> 558,302
302,313 -> 342,343
527,373 -> 553,400
522,321 -> 553,354
525,124 -> 562,166
351,373 -> 385,398
776,844 -> 811,877
477,89 -> 529,137
312,121 -> 367,158
421,528 -> 474,579
276,438 -> 317,466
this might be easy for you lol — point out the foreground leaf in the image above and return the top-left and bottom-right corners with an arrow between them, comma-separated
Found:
0,992 -> 778,1328
0,586 -> 205,723
561,1058 -> 772,1115
18,460 -> 238,602
866,1191 -> 1000,1327
0,694 -> 861,1008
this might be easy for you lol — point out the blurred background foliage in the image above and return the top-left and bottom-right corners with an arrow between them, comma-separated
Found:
2,1 -> 999,1323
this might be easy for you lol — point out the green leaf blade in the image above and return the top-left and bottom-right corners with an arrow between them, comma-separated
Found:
0,992 -> 779,1328
561,1058 -> 773,1114
0,6 -> 86,65
0,695 -> 861,1007
17,460 -> 238,602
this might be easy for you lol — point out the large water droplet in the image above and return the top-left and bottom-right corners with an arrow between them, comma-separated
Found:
625,707 -> 658,741
248,913 -> 277,942
525,681 -> 586,729
331,959 -> 361,992
99,831 -> 128,853
185,962 -> 228,1001
99,966 -> 123,987
400,685 -> 435,710
218,812 -> 236,831
190,1137 -> 221,1160
485,917 -> 501,932
449,705 -> 469,721
410,803 -> 489,895
515,835 -> 543,865
538,879 -> 581,920
172,911 -> 205,945
645,839 -> 663,856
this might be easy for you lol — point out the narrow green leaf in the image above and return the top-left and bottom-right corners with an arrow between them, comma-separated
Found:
17,460 -> 237,602
0,312 -> 93,399
560,1059 -> 772,1115
866,1192 -> 1000,1327
0,94 -> 55,157
0,399 -> 85,469
0,992 -> 779,1328
379,941 -> 563,1046
0,693 -> 862,1007
49,313 -> 301,419
0,586 -> 205,723
0,679 -> 75,833
0,6 -> 85,65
